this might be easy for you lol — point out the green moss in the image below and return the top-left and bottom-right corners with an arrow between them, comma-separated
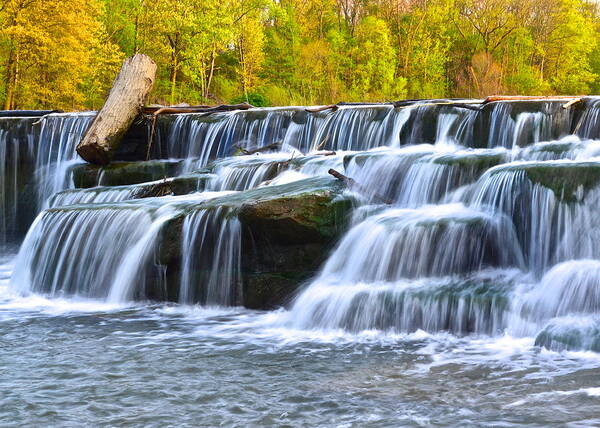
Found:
432,151 -> 506,171
72,160 -> 183,188
525,164 -> 600,201
527,141 -> 575,155
491,162 -> 600,202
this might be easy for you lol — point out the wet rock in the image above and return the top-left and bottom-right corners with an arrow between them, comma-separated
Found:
156,177 -> 353,309
238,190 -> 351,244
433,150 -> 507,172
492,162 -> 600,202
236,178 -> 352,308
243,272 -> 311,309
131,174 -> 211,198
71,160 -> 183,188
535,318 -> 600,352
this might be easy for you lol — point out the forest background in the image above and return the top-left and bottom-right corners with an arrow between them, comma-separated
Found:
1,0 -> 599,110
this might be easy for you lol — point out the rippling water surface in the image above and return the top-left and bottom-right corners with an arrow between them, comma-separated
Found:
1,253 -> 599,427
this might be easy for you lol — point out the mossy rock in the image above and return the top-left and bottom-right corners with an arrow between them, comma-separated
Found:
241,109 -> 270,121
492,162 -> 600,202
291,109 -> 309,124
237,188 -> 351,244
343,149 -> 429,170
72,160 -> 183,188
156,215 -> 186,265
151,177 -> 353,308
432,150 -> 507,171
132,174 -> 212,198
535,319 -> 600,352
525,141 -> 577,156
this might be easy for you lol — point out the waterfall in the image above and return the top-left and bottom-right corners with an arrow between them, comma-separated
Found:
4,99 -> 600,354
179,207 -> 242,305
206,154 -> 289,191
48,186 -> 138,208
574,97 -> 600,139
34,113 -> 95,208
520,260 -> 600,322
154,105 -> 411,166
485,101 -> 572,148
0,117 -> 36,247
280,205 -> 523,334
465,162 -> 600,275
0,112 -> 93,247
10,205 -> 163,298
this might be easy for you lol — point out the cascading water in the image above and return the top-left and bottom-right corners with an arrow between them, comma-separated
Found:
154,105 -> 412,168
10,203 -> 166,299
0,117 -> 37,247
2,99 -> 600,426
34,113 -> 95,207
179,207 -> 242,305
281,204 -> 524,334
0,112 -> 93,247
574,97 -> 600,139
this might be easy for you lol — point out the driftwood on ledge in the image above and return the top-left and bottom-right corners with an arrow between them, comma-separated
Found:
392,100 -> 482,111
305,104 -> 339,113
144,102 -> 256,160
482,95 -> 581,104
234,142 -> 281,155
143,103 -> 255,116
328,168 -> 392,204
77,54 -> 157,165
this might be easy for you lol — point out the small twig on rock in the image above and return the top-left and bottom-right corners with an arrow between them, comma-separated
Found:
234,142 -> 281,156
328,168 -> 393,204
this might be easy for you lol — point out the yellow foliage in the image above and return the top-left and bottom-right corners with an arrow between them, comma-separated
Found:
0,0 -> 121,109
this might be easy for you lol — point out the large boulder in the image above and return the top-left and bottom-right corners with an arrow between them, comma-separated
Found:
155,177 -> 353,309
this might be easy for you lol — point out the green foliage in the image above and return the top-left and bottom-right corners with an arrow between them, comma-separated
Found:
0,0 -> 599,110
230,92 -> 270,107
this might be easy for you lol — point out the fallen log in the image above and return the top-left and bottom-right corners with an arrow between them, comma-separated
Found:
306,104 -> 339,113
77,54 -> 157,165
392,100 -> 483,111
483,95 -> 580,104
143,103 -> 254,116
234,142 -> 281,155
328,168 -> 392,204
562,98 -> 582,109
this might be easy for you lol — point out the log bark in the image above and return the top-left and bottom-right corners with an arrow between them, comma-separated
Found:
305,104 -> 339,113
483,95 -> 579,104
143,103 -> 254,115
562,98 -> 582,109
77,54 -> 157,165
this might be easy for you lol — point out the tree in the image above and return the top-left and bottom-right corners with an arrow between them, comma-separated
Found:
0,0 -> 121,109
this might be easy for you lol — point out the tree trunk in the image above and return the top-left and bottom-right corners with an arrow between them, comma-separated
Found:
3,48 -> 16,110
77,54 -> 157,165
